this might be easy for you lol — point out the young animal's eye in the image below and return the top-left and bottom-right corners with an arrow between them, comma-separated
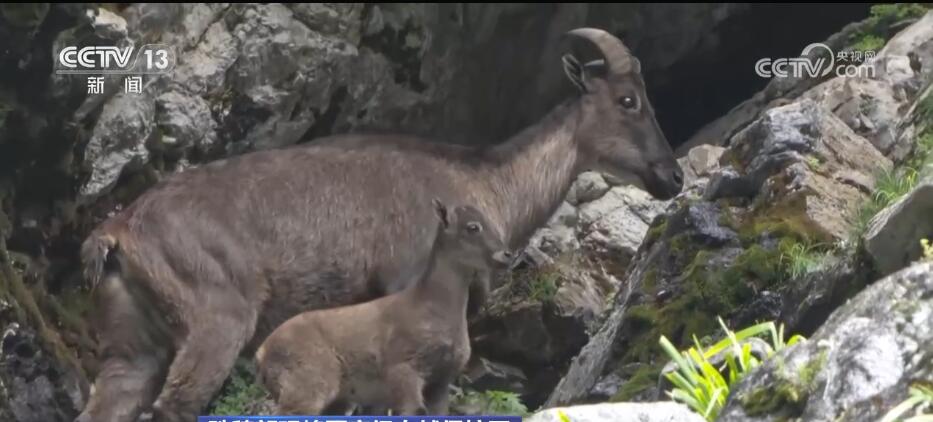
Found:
619,96 -> 637,109
466,222 -> 483,234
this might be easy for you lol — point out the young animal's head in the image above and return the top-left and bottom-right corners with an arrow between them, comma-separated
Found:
564,28 -> 683,200
432,199 -> 513,274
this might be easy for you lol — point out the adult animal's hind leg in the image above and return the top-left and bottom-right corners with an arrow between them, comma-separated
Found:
74,274 -> 170,422
150,293 -> 257,422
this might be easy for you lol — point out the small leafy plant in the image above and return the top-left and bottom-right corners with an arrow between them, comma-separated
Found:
659,318 -> 805,421
453,389 -> 529,416
780,241 -> 829,279
881,383 -> 933,422
528,273 -> 559,302
208,361 -> 270,416
921,238 -> 933,262
557,409 -> 572,422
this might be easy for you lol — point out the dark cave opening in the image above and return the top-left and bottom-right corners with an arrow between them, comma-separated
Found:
646,4 -> 872,149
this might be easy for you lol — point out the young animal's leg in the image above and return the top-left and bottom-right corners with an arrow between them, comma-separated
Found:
386,365 -> 427,415
74,274 -> 170,422
274,372 -> 340,416
424,379 -> 452,415
323,398 -> 353,416
149,293 -> 257,422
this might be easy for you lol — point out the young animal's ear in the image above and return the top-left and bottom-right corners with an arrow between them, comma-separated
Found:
432,198 -> 450,229
562,54 -> 587,93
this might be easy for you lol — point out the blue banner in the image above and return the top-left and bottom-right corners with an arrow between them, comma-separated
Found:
197,417 -> 522,422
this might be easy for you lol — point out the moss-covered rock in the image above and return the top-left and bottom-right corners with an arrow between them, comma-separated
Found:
0,238 -> 87,421
719,262 -> 933,421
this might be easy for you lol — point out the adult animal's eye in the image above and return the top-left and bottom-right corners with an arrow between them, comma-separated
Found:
466,222 -> 483,234
619,96 -> 637,109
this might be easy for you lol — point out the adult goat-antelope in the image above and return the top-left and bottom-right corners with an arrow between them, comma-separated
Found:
75,28 -> 683,422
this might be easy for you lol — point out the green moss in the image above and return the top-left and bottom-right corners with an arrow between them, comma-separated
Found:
738,216 -> 817,245
623,294 -> 718,365
797,350 -> 827,389
618,203 -> 831,382
45,287 -> 96,352
611,364 -> 662,402
642,268 -> 659,293
739,352 -> 827,416
668,233 -> 693,255
644,220 -> 669,246
0,239 -> 86,380
627,304 -> 660,325
918,94 -> 933,127
683,246 -> 768,313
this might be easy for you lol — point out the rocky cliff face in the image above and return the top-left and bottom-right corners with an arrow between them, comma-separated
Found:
2,3 -> 931,421
536,6 -> 933,419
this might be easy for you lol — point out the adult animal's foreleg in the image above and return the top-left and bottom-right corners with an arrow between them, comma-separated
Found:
423,379 -> 453,415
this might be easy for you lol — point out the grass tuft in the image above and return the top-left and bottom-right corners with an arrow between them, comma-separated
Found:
659,318 -> 805,421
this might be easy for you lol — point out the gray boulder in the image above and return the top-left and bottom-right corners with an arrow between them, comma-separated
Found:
566,172 -> 611,206
718,261 -> 933,422
578,185 -> 670,276
79,92 -> 156,202
677,144 -> 726,189
864,177 -> 933,276
526,402 -> 705,422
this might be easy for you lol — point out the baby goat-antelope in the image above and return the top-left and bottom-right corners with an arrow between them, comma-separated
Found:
255,200 -> 512,415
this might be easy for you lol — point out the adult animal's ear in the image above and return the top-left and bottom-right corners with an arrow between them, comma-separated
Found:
432,198 -> 450,229
562,54 -> 586,93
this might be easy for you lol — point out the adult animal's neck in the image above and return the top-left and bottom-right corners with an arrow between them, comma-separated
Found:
480,100 -> 583,249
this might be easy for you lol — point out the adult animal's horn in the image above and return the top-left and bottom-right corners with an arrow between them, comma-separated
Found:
566,28 -> 635,75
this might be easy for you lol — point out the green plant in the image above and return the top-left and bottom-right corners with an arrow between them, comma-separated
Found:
208,361 -> 270,416
659,318 -> 806,421
876,167 -> 920,206
557,409 -> 572,422
805,155 -> 824,171
922,238 -> 933,262
866,3 -> 930,27
455,389 -> 529,416
852,34 -> 886,52
528,271 -> 559,302
881,383 -> 933,422
848,4 -> 930,61
780,241 -> 829,279
851,166 -> 923,243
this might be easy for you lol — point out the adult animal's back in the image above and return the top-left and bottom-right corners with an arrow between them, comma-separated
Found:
104,135 -> 477,338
